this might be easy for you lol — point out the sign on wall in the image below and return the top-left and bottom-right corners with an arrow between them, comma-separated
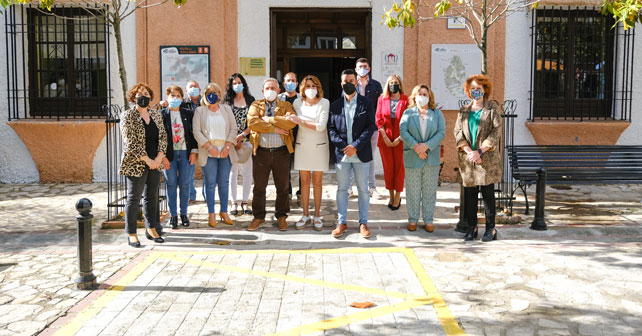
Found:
430,44 -> 481,110
240,57 -> 266,76
447,17 -> 466,29
381,51 -> 403,81
160,46 -> 210,94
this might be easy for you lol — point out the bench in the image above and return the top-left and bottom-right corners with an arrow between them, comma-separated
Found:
507,145 -> 642,226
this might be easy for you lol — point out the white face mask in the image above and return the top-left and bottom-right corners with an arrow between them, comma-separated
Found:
263,89 -> 277,101
356,68 -> 369,77
304,88 -> 317,98
415,95 -> 429,107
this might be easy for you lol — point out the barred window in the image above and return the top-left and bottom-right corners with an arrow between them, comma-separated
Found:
530,8 -> 634,121
5,5 -> 110,120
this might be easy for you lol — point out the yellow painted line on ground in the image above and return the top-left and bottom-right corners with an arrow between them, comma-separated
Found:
183,247 -> 410,256
53,253 -> 158,336
403,249 -> 466,336
267,298 -> 430,336
166,255 -> 427,301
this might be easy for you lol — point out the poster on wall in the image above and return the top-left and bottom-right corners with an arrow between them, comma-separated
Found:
381,51 -> 403,80
430,44 -> 481,110
160,46 -> 210,94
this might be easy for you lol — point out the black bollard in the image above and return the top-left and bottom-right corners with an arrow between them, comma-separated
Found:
75,198 -> 97,289
530,168 -> 547,231
455,185 -> 468,233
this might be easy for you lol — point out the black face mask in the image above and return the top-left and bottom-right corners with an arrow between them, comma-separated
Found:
136,96 -> 150,108
342,82 -> 356,95
389,83 -> 400,93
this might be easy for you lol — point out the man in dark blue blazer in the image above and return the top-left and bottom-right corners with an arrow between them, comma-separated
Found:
327,69 -> 377,239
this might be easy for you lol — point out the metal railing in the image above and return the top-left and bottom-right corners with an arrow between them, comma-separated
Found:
529,7 -> 634,121
4,4 -> 111,120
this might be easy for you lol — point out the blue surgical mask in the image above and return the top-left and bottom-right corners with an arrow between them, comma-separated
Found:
284,81 -> 297,93
206,93 -> 218,104
232,83 -> 244,94
471,88 -> 484,101
187,87 -> 199,97
168,98 -> 182,109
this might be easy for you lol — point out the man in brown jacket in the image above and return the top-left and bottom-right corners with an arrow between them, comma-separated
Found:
247,78 -> 297,231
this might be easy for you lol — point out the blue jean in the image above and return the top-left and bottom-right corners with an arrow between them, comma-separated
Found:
348,132 -> 377,189
336,161 -> 370,224
202,156 -> 232,213
189,163 -> 196,200
163,150 -> 191,217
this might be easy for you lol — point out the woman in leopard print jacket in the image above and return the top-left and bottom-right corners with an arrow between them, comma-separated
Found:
119,83 -> 168,248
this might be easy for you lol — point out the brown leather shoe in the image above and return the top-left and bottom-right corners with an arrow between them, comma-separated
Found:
277,217 -> 288,231
359,223 -> 371,239
425,223 -> 435,233
331,223 -> 348,238
247,218 -> 264,231
407,222 -> 417,231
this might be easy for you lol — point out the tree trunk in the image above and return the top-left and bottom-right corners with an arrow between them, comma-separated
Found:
111,14 -> 129,108
480,27 -> 488,75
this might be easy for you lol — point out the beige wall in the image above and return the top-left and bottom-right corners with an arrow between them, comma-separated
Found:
403,7 -> 506,182
135,0 -> 238,102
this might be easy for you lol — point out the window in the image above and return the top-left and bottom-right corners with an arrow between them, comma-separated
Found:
5,5 -> 110,120
530,8 -> 634,121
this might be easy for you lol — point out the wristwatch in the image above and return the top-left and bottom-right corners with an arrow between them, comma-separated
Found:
477,148 -> 483,155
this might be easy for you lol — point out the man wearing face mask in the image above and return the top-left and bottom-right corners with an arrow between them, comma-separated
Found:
353,58 -> 383,197
328,69 -> 377,239
278,72 -> 301,203
246,78 -> 297,231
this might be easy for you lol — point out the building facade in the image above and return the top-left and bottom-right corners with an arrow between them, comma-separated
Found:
0,0 -> 639,183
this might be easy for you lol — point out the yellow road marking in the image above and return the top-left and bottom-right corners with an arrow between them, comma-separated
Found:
53,253 -> 158,336
53,248 -> 465,336
267,298 -> 430,336
403,249 -> 466,335
166,255 -> 427,301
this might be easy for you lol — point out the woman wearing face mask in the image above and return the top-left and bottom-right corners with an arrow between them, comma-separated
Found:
399,85 -> 446,232
375,74 -> 409,211
193,83 -> 239,227
119,83 -> 167,247
454,74 -> 503,242
223,73 -> 256,216
287,75 -> 330,231
160,86 -> 198,229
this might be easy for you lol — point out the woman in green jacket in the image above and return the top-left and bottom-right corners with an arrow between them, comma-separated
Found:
399,85 -> 446,232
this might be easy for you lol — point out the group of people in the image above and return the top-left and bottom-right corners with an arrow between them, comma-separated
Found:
119,57 -> 503,248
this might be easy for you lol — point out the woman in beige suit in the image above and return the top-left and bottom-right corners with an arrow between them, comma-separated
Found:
454,74 -> 503,242
193,83 -> 238,227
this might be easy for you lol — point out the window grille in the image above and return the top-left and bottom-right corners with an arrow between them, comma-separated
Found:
4,4 -> 111,120
529,7 -> 634,121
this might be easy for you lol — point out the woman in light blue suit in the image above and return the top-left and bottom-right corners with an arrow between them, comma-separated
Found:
399,85 -> 446,232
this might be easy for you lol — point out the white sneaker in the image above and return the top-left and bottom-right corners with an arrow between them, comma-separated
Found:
313,217 -> 323,231
369,186 -> 377,197
295,216 -> 310,230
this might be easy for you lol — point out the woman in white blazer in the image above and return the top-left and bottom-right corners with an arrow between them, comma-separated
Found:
192,83 -> 238,227
287,75 -> 330,231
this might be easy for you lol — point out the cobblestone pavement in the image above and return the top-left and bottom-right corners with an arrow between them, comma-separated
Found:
0,178 -> 641,335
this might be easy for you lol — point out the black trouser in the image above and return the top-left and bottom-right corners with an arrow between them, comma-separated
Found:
463,184 -> 495,229
125,167 -> 161,234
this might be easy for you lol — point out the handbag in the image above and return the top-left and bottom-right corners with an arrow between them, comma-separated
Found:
236,143 -> 253,164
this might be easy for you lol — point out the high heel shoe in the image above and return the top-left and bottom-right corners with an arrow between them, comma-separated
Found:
230,202 -> 239,216
242,202 -> 252,215
219,212 -> 234,225
482,229 -> 497,242
464,227 -> 478,241
145,229 -> 164,243
208,213 -> 217,228
127,236 -> 141,248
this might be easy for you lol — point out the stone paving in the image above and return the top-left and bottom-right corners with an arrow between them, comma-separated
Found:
0,178 -> 642,335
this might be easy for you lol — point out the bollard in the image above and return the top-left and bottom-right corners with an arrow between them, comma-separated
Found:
530,168 -> 547,231
455,185 -> 468,233
75,198 -> 97,289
